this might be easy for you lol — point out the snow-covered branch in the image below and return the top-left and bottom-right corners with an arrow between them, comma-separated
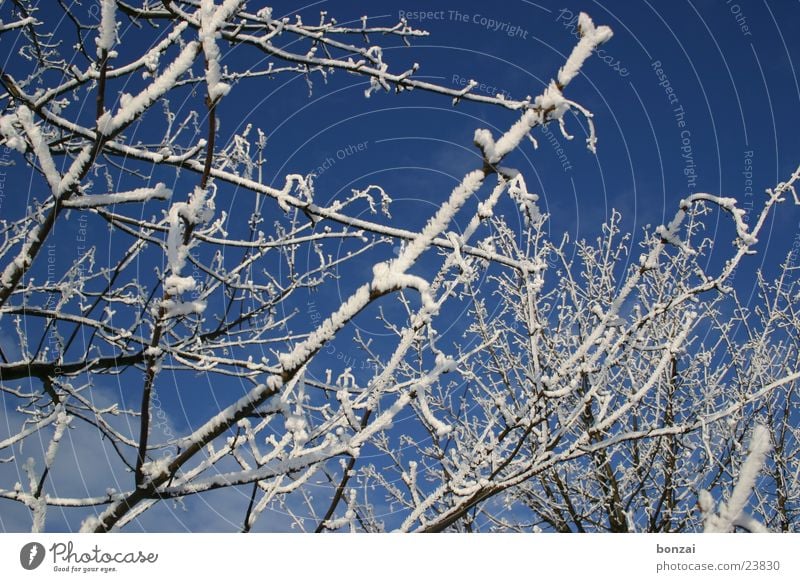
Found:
0,3 -> 797,535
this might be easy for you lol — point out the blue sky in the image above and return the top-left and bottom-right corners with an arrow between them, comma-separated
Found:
1,0 -> 799,532
247,0 -> 800,379
244,0 -> 800,296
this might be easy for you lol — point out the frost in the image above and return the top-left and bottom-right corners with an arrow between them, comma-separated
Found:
473,14 -> 611,164
655,210 -> 694,255
78,515 -> 101,533
508,174 -> 540,224
285,414 -> 308,444
6,2 -> 800,537
475,107 -> 550,165
31,495 -> 47,533
95,0 -> 118,58
162,185 -> 214,316
97,40 -> 199,135
703,424 -> 771,533
62,183 -> 172,208
392,170 -> 484,273
16,106 -> 60,195
279,284 -> 372,372
434,352 -> 457,374
139,457 -> 173,481
0,114 -> 26,152
557,13 -> 613,88
164,275 -> 197,295
44,408 -> 71,469
199,0 -> 244,102
335,367 -> 357,389
363,46 -> 389,98
162,298 -> 207,318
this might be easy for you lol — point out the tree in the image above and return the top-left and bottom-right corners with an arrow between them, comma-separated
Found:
0,1 -> 797,533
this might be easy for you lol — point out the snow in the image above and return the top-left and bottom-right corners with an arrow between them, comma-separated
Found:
139,457 -> 173,480
0,114 -> 26,152
56,144 -> 93,198
508,173 -> 540,223
337,387 -> 360,430
322,489 -> 358,531
703,424 -> 772,533
372,263 -> 434,310
162,298 -> 207,318
335,367 -> 356,388
393,170 -> 484,273
534,82 -> 571,118
416,384 -> 451,437
0,16 -> 35,33
16,106 -> 60,195
31,495 -> 46,533
655,207 -> 694,255
350,393 -> 413,448
366,169 -> 486,320
95,0 -> 118,58
199,0 -> 245,102
473,14 -> 611,164
475,100 -> 552,164
284,414 -> 308,444
656,193 -> 760,253
78,515 -> 101,533
434,352 -> 457,374
62,183 -> 172,208
557,13 -> 613,88
173,377 -> 281,454
719,424 -> 772,528
162,185 -> 214,315
697,489 -> 715,515
164,275 -> 197,295
97,40 -> 199,135
44,408 -> 71,468
684,193 -> 758,246
10,4 -> 799,535
166,208 -> 191,276
279,284 -> 371,371
363,46 -> 389,98
0,408 -> 61,450
473,13 -> 612,164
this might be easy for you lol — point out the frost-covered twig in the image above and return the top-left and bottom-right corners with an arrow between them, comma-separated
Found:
701,425 -> 771,533
61,184 -> 172,208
